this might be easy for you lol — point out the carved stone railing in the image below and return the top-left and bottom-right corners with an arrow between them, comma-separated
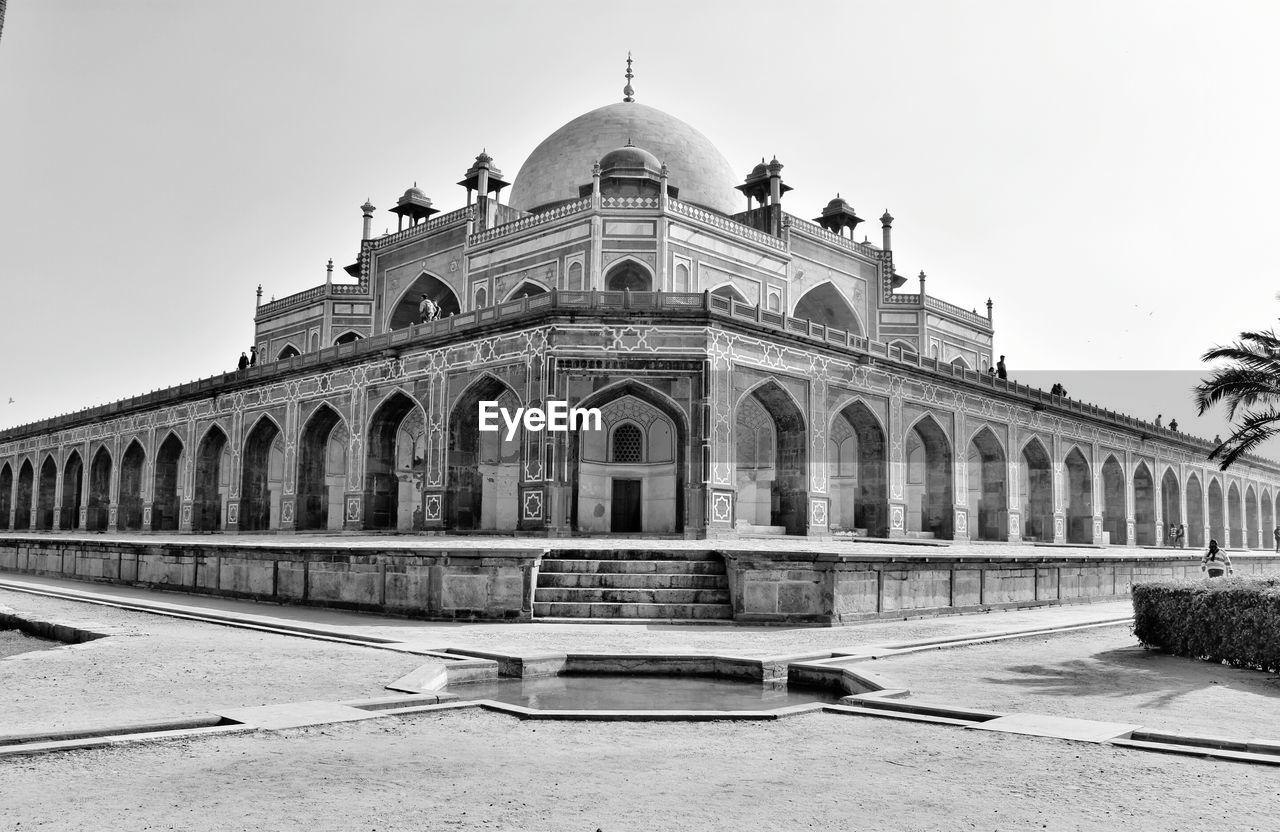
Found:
784,213 -> 882,260
372,206 -> 472,249
666,198 -> 788,252
881,292 -> 921,305
468,198 -> 592,246
600,196 -> 661,209
256,282 -> 370,317
925,294 -> 992,330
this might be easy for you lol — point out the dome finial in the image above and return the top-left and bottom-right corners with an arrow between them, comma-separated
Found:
623,52 -> 635,103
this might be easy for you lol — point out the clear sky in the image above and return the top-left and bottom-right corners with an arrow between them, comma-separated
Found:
1,1 -> 1278,443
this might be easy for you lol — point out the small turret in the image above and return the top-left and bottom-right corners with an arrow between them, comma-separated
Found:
389,183 -> 438,232
881,210 -> 894,251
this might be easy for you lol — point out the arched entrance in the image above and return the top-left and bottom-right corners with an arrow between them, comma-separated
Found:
119,441 -> 145,531
827,400 -> 888,537
1064,447 -> 1092,543
61,451 -> 84,530
906,415 -> 953,540
571,383 -> 686,534
735,381 -> 807,535
1186,474 -> 1204,548
1020,438 -> 1053,542
87,447 -> 112,532
364,391 -> 426,531
192,426 -> 229,532
0,464 -> 11,531
1133,462 -> 1155,546
388,273 -> 461,330
505,281 -> 548,301
1263,490 -> 1274,547
447,378 -> 521,531
152,433 -> 184,531
967,427 -> 1007,541
36,456 -> 57,530
240,416 -> 282,532
298,405 -> 347,531
1227,482 -> 1243,548
1245,485 -> 1260,549
1208,478 -> 1225,547
333,331 -> 363,346
604,260 -> 652,292
793,282 -> 863,334
15,460 -> 34,531
1161,468 -> 1181,545
1101,456 -> 1126,545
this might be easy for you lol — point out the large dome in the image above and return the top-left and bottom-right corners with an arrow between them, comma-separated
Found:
509,102 -> 741,215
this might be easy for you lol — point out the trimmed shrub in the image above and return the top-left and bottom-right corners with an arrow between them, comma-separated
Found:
1132,577 -> 1280,672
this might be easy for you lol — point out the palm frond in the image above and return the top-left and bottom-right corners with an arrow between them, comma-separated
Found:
1193,367 -> 1280,419
1209,406 -> 1280,469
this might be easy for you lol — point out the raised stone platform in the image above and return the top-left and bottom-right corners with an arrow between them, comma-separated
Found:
2,533 -> 1277,624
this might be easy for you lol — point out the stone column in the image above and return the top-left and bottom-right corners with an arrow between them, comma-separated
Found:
952,411 -> 970,542
279,399 -> 299,531
343,383 -> 368,531
887,394 -> 907,538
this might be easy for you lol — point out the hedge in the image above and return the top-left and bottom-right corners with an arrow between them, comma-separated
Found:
1132,577 -> 1280,672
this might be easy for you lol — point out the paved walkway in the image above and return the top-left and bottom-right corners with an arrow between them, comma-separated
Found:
0,572 -> 1133,657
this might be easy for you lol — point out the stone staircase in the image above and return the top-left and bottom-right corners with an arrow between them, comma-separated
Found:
534,550 -> 733,620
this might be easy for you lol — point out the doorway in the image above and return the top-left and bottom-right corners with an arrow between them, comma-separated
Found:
611,478 -> 642,533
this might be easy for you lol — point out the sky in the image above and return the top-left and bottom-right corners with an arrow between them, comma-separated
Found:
1,1 -> 1278,447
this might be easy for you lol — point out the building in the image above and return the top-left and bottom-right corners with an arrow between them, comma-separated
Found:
2,65 -> 1279,550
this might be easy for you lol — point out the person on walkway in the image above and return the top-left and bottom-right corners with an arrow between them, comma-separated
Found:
418,293 -> 438,324
1201,539 -> 1233,578
1154,414 -> 1163,429
996,355 -> 1007,379
249,345 -> 258,367
1273,525 -> 1280,553
236,352 -> 249,372
1050,383 -> 1062,396
1169,418 -> 1178,432
1177,524 -> 1186,548
1168,523 -> 1178,547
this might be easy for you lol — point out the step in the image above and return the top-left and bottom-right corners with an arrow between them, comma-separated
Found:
534,587 -> 731,605
536,572 -> 728,590
547,549 -> 723,562
734,524 -> 788,536
533,601 -> 733,620
539,559 -> 726,575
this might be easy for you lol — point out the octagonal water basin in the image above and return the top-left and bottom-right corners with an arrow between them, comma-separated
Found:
445,673 -> 840,711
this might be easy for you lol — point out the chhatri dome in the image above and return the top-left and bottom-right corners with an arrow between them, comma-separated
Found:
508,57 -> 740,216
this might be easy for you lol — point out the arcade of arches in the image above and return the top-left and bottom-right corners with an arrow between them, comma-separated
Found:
4,380 -> 1280,546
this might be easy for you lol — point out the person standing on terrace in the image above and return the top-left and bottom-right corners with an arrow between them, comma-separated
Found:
996,355 -> 1007,379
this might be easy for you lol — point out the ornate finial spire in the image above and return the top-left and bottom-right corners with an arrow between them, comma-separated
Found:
623,52 -> 635,102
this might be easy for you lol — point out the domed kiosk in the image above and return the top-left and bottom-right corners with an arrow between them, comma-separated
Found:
508,101 -> 741,216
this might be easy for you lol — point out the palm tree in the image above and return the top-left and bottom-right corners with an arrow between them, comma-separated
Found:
1195,327 -> 1280,469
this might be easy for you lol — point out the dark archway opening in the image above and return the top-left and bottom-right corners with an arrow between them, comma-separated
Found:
1161,468 -> 1182,546
794,283 -> 863,335
0,464 -> 12,531
364,392 -> 423,530
1228,483 -> 1243,549
1208,479 -> 1225,547
87,447 -> 112,532
828,401 -> 888,537
1245,486 -> 1260,549
334,331 -> 363,346
298,406 -> 345,531
240,417 -> 281,532
1186,475 -> 1204,549
192,427 -> 228,532
1101,456 -> 1126,545
15,461 -> 34,531
152,434 -> 184,531
906,416 -> 953,539
447,378 -> 521,531
388,273 -> 461,330
1064,447 -> 1092,543
1263,491 -> 1274,550
119,442 -> 145,531
1133,462 -> 1155,546
604,260 -> 652,292
967,428 -> 1008,541
506,282 -> 548,302
61,451 -> 84,530
277,345 -> 301,360
744,382 -> 807,534
1020,439 -> 1053,542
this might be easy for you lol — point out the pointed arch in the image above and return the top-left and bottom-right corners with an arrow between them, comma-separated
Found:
736,378 -> 807,428
0,462 -> 12,531
1207,476 -> 1226,547
571,380 -> 689,534
364,388 -> 429,530
1227,481 -> 1243,548
1186,472 -> 1204,549
709,282 -> 749,304
333,330 -> 364,346
61,449 -> 84,530
950,356 -> 973,371
277,343 -> 301,361
15,458 -> 35,531
905,413 -> 953,539
1160,467 -> 1181,545
828,397 -> 889,537
1133,460 -> 1155,546
604,257 -> 654,292
193,424 -> 229,532
1245,484 -> 1260,549
447,375 -> 523,531
503,278 -> 550,302
119,440 -> 146,531
298,403 -> 347,531
1063,445 -> 1092,543
1262,487 -> 1274,548
86,445 -> 112,531
388,271 -> 462,330
887,339 -> 918,356
1100,454 -> 1126,545
967,426 -> 1007,541
1020,436 -> 1053,542
152,432 -> 185,531
792,280 -> 864,336
240,413 -> 283,532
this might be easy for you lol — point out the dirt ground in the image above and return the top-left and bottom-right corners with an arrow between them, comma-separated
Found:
866,624 -> 1280,739
2,709 -> 1274,832
0,629 -> 56,659
0,593 -> 428,736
